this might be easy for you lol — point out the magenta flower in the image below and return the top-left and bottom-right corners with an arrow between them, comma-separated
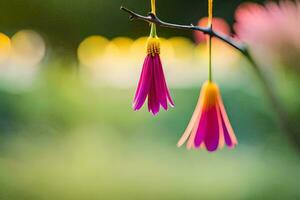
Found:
177,81 -> 237,151
133,37 -> 174,115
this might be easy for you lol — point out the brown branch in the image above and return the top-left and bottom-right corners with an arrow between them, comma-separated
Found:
120,6 -> 246,53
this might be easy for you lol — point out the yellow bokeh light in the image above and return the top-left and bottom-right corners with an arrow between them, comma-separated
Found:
159,37 -> 175,62
194,43 -> 207,62
102,37 -> 134,84
77,35 -> 241,87
168,37 -> 195,59
11,30 -> 46,67
78,36 -> 109,67
0,33 -> 11,63
129,37 -> 148,62
111,37 -> 133,55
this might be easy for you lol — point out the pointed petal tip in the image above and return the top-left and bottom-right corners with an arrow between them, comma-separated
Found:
132,102 -> 137,109
168,98 -> 175,106
206,144 -> 220,152
161,102 -> 174,111
186,145 -> 193,150
207,149 -> 218,153
194,143 -> 201,149
132,104 -> 138,111
177,140 -> 186,148
133,102 -> 143,111
161,104 -> 168,111
177,142 -> 193,150
150,110 -> 160,116
227,143 -> 238,149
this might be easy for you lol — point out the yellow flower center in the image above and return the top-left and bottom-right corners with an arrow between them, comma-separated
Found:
202,81 -> 219,108
147,37 -> 160,56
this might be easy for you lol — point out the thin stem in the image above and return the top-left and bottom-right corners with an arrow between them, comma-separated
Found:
150,23 -> 157,37
208,0 -> 213,26
151,0 -> 156,15
150,0 -> 157,38
208,0 -> 213,82
208,32 -> 212,82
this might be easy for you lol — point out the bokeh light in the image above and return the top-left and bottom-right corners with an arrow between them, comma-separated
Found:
77,35 -> 242,88
0,33 -> 11,64
168,37 -> 195,61
77,35 -> 109,68
10,30 -> 46,67
0,30 -> 46,91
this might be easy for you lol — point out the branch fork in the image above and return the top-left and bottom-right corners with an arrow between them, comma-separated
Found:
120,6 -> 247,53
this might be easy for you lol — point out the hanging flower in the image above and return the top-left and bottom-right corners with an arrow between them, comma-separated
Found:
133,0 -> 174,115
133,35 -> 174,115
177,81 -> 237,151
178,0 -> 237,151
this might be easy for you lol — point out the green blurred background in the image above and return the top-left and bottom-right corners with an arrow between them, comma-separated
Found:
0,0 -> 299,200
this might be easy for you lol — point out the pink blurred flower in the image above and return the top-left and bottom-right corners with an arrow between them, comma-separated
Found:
194,17 -> 231,44
234,1 -> 300,71
177,81 -> 237,151
133,37 -> 174,115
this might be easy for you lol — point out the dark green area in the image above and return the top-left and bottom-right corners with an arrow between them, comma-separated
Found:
0,0 -> 265,51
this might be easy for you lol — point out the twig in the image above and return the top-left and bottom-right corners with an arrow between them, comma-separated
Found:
120,6 -> 246,53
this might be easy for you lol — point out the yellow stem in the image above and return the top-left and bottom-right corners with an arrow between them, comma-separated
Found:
150,0 -> 157,37
208,0 -> 213,81
208,0 -> 213,26
151,0 -> 156,15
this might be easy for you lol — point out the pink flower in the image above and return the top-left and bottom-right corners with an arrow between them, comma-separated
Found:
234,1 -> 300,72
177,81 -> 237,151
133,37 -> 174,115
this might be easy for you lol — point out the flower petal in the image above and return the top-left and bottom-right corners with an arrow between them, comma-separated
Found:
217,95 -> 238,148
154,55 -> 168,110
157,55 -> 174,107
194,105 -> 209,148
216,105 -> 225,150
177,90 -> 204,147
133,55 -> 153,111
133,55 -> 150,103
203,106 -> 220,152
147,58 -> 160,115
186,86 -> 210,149
187,96 -> 205,149
148,78 -> 160,115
